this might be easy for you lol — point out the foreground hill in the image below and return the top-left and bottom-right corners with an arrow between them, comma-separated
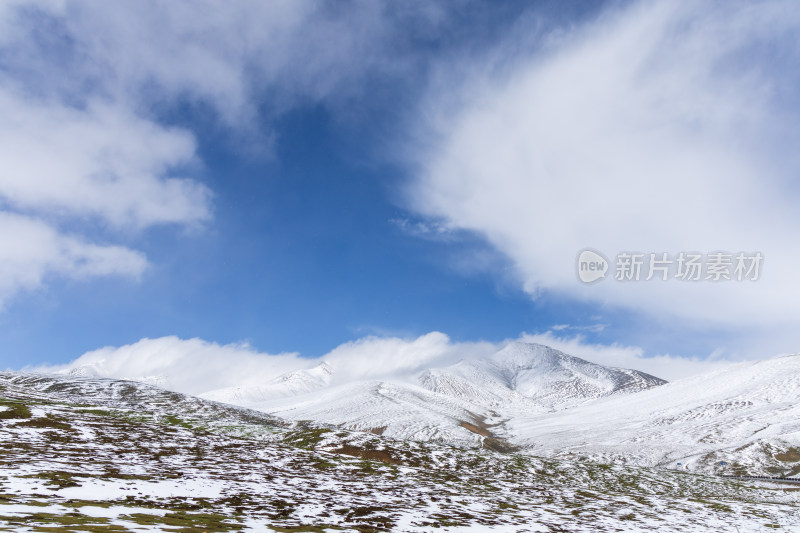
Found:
0,372 -> 797,531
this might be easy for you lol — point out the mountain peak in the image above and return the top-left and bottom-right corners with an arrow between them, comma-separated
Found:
492,342 -> 570,367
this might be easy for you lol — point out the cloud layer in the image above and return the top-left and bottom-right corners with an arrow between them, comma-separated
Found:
0,0 -> 433,305
408,1 -> 800,355
31,332 -> 732,397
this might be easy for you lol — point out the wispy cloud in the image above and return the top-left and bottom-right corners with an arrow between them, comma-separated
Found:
409,0 -> 800,354
30,333 -> 497,394
391,217 -> 457,241
320,332 -> 497,382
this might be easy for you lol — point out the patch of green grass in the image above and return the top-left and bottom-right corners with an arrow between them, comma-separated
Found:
689,498 -> 733,513
100,468 -> 157,482
417,515 -> 469,528
162,414 -> 200,430
22,470 -> 83,490
507,455 -> 531,471
213,424 -> 275,438
281,428 -> 332,449
63,499 -> 113,509
122,510 -> 243,531
0,399 -> 32,419
358,461 -> 378,474
307,455 -> 337,470
8,510 -> 126,531
709,502 -> 732,513
110,412 -> 153,424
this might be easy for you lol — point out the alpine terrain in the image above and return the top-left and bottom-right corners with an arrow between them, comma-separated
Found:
1,342 -> 798,531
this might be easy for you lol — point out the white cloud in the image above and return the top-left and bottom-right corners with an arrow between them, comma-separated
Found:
321,332 -> 497,382
391,217 -> 457,241
0,0 -> 429,305
32,332 -> 499,395
32,336 -> 307,397
548,323 -> 605,333
0,212 -> 147,304
0,90 -> 208,228
0,80 -> 205,304
410,0 -> 800,351
33,332 -> 732,397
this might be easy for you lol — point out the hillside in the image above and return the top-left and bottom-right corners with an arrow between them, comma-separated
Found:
505,353 -> 800,475
0,372 -> 797,531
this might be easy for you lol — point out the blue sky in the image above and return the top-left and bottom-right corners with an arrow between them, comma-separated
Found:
1,0 -> 800,375
0,83 -> 581,366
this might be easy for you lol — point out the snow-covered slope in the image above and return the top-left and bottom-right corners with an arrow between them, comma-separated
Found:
200,342 -> 666,448
505,353 -> 800,474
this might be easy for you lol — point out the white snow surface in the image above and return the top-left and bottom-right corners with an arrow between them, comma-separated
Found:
506,352 -> 800,470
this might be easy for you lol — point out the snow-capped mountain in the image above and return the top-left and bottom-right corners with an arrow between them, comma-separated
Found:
200,342 -> 666,448
418,342 -> 665,411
